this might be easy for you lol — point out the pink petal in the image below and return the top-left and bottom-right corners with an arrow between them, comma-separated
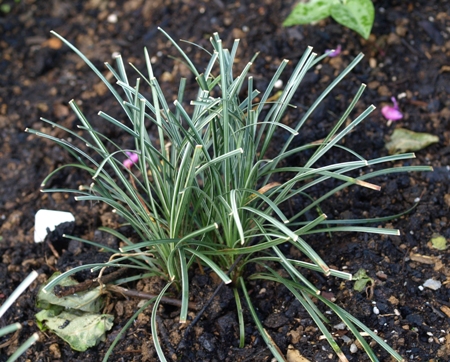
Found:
326,45 -> 342,57
124,152 -> 139,169
123,159 -> 134,169
126,151 -> 139,163
381,105 -> 403,121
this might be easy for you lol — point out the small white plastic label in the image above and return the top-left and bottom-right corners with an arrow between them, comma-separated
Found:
34,209 -> 75,243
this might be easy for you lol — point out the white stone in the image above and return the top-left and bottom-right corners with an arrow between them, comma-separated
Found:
340,335 -> 352,344
334,322 -> 346,330
423,279 -> 442,290
34,209 -> 75,243
107,13 -> 118,23
274,79 -> 283,89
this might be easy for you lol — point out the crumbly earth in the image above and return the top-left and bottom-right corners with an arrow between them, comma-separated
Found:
1,1 -> 449,361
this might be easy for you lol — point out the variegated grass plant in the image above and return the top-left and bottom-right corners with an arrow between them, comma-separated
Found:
0,271 -> 39,362
27,29 -> 429,361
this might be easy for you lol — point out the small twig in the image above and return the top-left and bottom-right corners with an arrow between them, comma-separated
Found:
45,227 -> 60,258
400,38 -> 422,56
53,268 -> 127,297
177,253 -> 245,351
46,239 -> 60,259
0,329 -> 20,349
178,282 -> 225,351
107,284 -> 199,311
156,315 -> 177,360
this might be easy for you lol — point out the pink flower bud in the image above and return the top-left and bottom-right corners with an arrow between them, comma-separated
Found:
123,151 -> 138,169
381,97 -> 403,121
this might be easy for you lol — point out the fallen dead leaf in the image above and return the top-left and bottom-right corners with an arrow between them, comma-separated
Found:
385,128 -> 439,155
287,329 -> 301,344
286,345 -> 311,362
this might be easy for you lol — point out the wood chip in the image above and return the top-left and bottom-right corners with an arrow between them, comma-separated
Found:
440,305 -> 450,318
388,295 -> 399,305
409,252 -> 437,264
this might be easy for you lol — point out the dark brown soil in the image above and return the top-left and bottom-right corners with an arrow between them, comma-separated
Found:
1,1 -> 450,361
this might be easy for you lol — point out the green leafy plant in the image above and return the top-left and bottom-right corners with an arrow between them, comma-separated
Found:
284,0 -> 375,40
27,29 -> 431,361
353,268 -> 374,292
0,271 -> 39,362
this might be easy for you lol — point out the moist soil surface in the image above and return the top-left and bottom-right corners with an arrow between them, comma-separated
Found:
1,1 -> 450,361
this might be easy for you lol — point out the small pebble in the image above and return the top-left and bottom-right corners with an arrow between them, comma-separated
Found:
334,322 -> 346,330
350,343 -> 358,353
107,13 -> 118,23
373,306 -> 380,315
274,79 -> 283,89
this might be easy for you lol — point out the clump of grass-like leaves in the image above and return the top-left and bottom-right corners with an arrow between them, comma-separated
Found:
0,271 -> 39,362
27,29 -> 429,361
